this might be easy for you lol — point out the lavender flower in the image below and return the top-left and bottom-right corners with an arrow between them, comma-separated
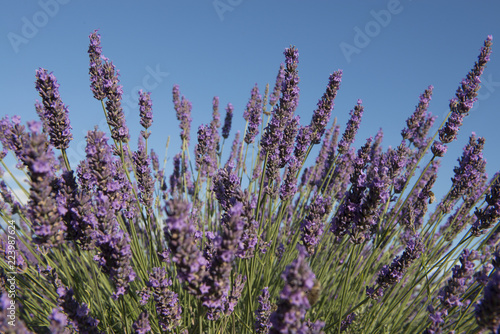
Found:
22,122 -> 65,247
93,193 -> 136,299
195,123 -> 218,178
270,245 -> 316,333
35,68 -> 73,149
269,64 -> 285,107
222,102 -> 233,139
244,85 -> 263,144
141,267 -> 182,331
475,259 -> 500,332
102,60 -> 129,143
472,173 -> 500,235
301,193 -> 332,255
165,199 -> 207,295
88,30 -> 106,100
173,85 -> 193,146
0,294 -> 33,333
169,153 -> 194,197
132,311 -> 151,334
133,137 -> 154,214
401,86 -> 433,145
255,287 -> 272,334
310,70 -> 342,144
294,125 -> 312,165
203,203 -> 245,319
212,96 -> 220,128
225,274 -> 246,315
367,234 -> 424,299
138,90 -> 153,139
431,140 -> 448,157
55,286 -> 101,334
48,308 -> 69,334
338,100 -> 364,155
280,156 -> 299,201
438,249 -> 477,308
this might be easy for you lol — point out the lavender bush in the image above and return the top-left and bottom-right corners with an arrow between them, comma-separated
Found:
0,31 -> 498,333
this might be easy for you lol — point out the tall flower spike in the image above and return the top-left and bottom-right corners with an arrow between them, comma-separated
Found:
172,85 -> 193,146
310,70 -> 342,144
35,68 -> 73,149
255,287 -> 272,334
270,245 -> 318,334
269,63 -> 285,108
222,103 -> 233,139
401,86 -> 433,145
472,173 -> 500,236
102,60 -> 129,143
88,30 -> 106,100
475,252 -> 500,333
338,100 -> 364,155
133,137 -> 155,215
244,85 -> 263,144
138,90 -> 153,139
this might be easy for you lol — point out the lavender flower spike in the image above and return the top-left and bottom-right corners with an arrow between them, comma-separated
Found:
88,30 -> 106,100
255,287 -> 272,334
310,70 -> 342,144
270,245 -> 317,333
244,85 -> 263,144
269,64 -> 285,107
338,100 -> 364,155
475,253 -> 500,333
222,102 -> 233,139
138,90 -> 153,139
172,85 -> 193,146
35,68 -> 73,149
102,60 -> 130,143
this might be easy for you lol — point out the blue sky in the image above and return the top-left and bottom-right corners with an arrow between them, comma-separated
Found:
1,0 -> 500,200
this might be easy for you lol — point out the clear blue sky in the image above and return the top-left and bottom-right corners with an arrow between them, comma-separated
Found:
1,0 -> 500,199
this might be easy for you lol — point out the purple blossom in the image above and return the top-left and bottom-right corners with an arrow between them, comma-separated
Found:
140,267 -> 182,331
169,153 -> 194,197
35,68 -> 73,149
212,96 -> 220,128
195,123 -> 218,178
280,156 -> 300,201
310,70 -> 342,144
270,245 -> 316,334
294,125 -> 312,165
173,85 -> 193,146
222,103 -> 233,139
438,249 -> 477,308
165,199 -> 207,295
431,140 -> 448,157
401,86 -> 433,145
138,90 -> 153,139
367,234 -> 423,299
101,60 -> 129,143
269,64 -> 285,107
88,30 -> 106,100
132,311 -> 151,334
301,193 -> 332,255
133,137 -> 155,214
338,100 -> 364,155
203,203 -> 245,320
475,255 -> 500,333
244,85 -> 263,144
48,308 -> 69,334
255,287 -> 272,334
472,173 -> 500,236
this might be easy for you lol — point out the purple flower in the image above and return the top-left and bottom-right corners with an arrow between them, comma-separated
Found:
203,203 -> 245,320
88,30 -> 106,100
212,96 -> 221,128
475,257 -> 500,333
195,123 -> 218,178
222,102 -> 233,139
294,125 -> 313,165
244,85 -> 263,144
472,173 -> 500,236
142,268 -> 182,331
255,287 -> 272,334
165,199 -> 207,295
169,153 -> 194,197
35,68 -> 73,149
269,64 -> 285,107
431,140 -> 448,157
133,137 -> 155,215
280,156 -> 300,201
301,193 -> 332,255
48,308 -> 68,334
367,234 -> 423,299
270,245 -> 316,334
132,311 -> 151,334
138,90 -> 153,138
173,85 -> 193,146
338,100 -> 364,155
401,86 -> 433,145
54,285 -> 101,334
310,70 -> 342,144
101,60 -> 129,143
438,249 -> 477,309
22,125 -> 65,247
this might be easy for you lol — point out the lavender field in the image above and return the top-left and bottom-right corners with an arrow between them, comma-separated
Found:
0,27 -> 498,333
